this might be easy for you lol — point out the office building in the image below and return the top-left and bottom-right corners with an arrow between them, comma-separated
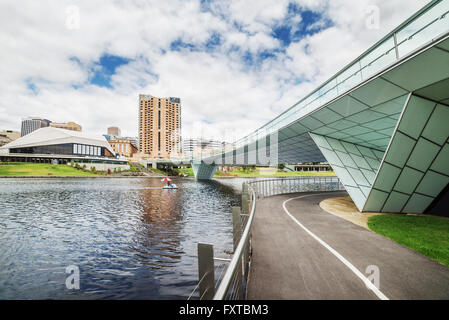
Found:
138,94 -> 181,158
109,138 -> 138,158
21,117 -> 51,137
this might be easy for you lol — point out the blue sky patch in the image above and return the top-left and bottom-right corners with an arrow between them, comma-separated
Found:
25,79 -> 38,95
272,4 -> 331,47
89,54 -> 131,88
170,39 -> 197,52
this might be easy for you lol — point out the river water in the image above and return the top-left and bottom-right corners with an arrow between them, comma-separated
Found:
0,177 -> 249,300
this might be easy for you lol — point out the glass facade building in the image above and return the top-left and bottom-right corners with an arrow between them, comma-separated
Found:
10,143 -> 113,157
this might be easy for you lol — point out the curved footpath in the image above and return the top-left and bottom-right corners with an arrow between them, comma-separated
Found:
247,191 -> 449,300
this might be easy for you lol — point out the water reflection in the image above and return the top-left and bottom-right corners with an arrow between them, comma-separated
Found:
0,177 -> 244,299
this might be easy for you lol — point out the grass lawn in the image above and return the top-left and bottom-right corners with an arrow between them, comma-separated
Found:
150,167 -> 169,176
368,214 -> 449,267
0,163 -> 97,177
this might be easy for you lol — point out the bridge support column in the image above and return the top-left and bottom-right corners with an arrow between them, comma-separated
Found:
191,160 -> 218,180
309,94 -> 449,215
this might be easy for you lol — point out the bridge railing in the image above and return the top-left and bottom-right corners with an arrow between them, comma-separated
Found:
249,176 -> 345,199
191,176 -> 345,300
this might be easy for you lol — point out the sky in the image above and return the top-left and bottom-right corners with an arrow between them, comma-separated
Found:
0,0 -> 431,142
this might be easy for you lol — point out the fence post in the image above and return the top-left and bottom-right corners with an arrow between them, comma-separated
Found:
242,193 -> 249,215
232,207 -> 242,252
198,243 -> 215,300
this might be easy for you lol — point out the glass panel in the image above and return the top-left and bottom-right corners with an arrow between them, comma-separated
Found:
397,1 -> 449,57
416,171 -> 449,197
382,191 -> 410,212
364,189 -> 389,212
360,37 -> 396,79
394,167 -> 424,194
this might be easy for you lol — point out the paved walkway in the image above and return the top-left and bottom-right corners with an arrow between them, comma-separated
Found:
247,191 -> 449,300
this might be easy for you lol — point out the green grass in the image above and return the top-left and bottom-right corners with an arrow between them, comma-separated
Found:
173,167 -> 194,176
150,167 -> 168,176
368,214 -> 449,267
0,163 -> 97,177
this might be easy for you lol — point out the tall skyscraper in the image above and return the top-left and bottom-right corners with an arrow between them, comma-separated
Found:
138,94 -> 181,158
21,117 -> 51,137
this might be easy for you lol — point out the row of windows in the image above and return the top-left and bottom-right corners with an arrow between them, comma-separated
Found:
113,143 -> 129,154
73,144 -> 102,156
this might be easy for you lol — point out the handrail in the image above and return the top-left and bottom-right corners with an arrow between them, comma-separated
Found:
213,183 -> 256,300
209,176 -> 344,300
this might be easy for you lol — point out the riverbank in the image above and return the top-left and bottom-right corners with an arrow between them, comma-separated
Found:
174,167 -> 336,178
0,162 -> 171,178
0,163 -> 97,177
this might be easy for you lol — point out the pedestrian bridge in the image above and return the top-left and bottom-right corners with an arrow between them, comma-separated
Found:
194,0 -> 449,216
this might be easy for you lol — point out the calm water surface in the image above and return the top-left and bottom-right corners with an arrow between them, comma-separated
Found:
0,177 -> 250,299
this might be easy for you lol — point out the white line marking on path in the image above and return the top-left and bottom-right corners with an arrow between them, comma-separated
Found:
282,193 -> 389,300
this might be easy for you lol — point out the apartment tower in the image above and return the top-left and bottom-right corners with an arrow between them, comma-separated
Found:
138,94 -> 181,158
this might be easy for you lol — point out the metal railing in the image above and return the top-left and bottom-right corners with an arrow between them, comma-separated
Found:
191,176 -> 345,300
249,176 -> 345,199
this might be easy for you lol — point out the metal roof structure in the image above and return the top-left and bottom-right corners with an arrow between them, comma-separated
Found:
0,127 -> 115,155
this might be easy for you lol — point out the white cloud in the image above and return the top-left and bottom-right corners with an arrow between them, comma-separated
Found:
0,0 -> 432,142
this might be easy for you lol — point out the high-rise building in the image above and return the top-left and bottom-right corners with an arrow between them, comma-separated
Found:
107,126 -> 121,138
50,121 -> 82,132
138,94 -> 181,158
21,117 -> 51,137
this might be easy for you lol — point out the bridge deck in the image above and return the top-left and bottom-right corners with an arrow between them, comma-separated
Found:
247,192 -> 449,299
